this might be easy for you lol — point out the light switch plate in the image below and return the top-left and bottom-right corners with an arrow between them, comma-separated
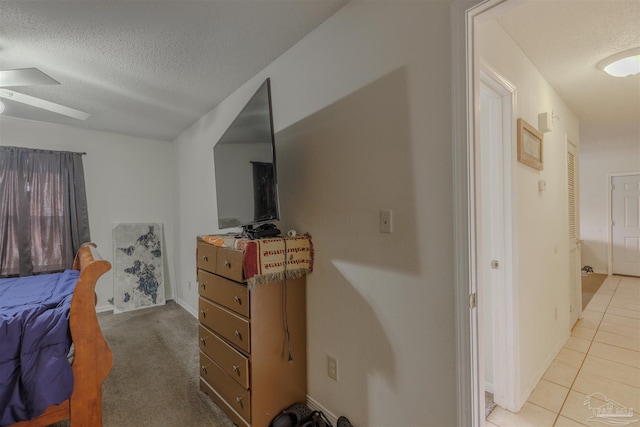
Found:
327,355 -> 338,381
380,209 -> 392,233
538,180 -> 546,192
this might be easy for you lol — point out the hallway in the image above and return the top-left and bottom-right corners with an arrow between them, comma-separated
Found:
487,275 -> 640,427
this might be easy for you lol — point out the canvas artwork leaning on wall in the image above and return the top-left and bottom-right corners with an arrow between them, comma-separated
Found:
112,223 -> 166,313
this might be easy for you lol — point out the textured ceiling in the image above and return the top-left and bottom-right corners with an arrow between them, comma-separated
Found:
496,0 -> 640,127
0,0 -> 349,141
0,1 -> 638,141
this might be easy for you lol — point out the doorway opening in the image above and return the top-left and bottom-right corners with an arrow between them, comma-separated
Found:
453,0 -> 583,425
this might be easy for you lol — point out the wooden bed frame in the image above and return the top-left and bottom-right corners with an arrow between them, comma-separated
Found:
10,242 -> 113,427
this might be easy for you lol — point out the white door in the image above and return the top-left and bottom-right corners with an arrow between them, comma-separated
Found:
478,66 -> 516,413
479,82 -> 501,394
612,174 -> 640,277
567,141 -> 581,326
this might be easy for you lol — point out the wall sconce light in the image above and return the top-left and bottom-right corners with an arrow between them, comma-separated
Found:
597,47 -> 640,77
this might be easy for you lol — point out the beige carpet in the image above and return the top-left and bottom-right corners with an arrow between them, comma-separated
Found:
48,301 -> 234,427
41,278 -> 607,426
581,273 -> 607,310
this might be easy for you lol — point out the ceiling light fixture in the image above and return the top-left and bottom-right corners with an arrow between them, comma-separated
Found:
597,47 -> 640,77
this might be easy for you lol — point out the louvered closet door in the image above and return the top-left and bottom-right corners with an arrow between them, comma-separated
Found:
567,141 -> 581,326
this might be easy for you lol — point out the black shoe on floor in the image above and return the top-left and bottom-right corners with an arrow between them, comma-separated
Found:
337,416 -> 353,427
271,402 -> 313,427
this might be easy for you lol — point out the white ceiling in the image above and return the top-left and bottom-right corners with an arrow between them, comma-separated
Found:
496,0 -> 640,127
0,1 -> 638,142
0,0 -> 349,141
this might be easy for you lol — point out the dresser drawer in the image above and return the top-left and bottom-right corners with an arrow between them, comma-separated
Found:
199,325 -> 249,389
197,242 -> 218,273
200,379 -> 249,427
197,270 -> 249,317
199,297 -> 250,353
200,352 -> 251,422
216,246 -> 244,282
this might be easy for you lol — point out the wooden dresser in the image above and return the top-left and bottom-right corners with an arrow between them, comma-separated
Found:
196,237 -> 307,427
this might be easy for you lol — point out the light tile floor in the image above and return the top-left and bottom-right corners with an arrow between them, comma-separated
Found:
487,275 -> 640,427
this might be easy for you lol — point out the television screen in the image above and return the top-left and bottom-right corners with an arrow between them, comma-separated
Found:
213,79 -> 279,230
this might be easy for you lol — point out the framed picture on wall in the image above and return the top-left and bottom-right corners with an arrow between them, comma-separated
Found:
517,118 -> 544,170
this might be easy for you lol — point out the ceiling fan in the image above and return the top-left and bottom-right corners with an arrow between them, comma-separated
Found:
0,68 -> 90,120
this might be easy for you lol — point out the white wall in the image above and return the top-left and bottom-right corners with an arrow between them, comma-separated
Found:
0,116 -> 176,311
174,2 -> 456,425
580,122 -> 640,274
476,21 -> 580,407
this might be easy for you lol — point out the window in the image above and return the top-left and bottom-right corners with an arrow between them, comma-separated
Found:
0,146 -> 90,277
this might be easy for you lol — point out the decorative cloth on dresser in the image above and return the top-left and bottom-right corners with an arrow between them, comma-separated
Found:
199,234 -> 313,287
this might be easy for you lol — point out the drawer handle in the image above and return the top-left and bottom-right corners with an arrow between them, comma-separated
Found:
235,397 -> 243,407
200,310 -> 206,318
199,338 -> 206,345
234,330 -> 242,339
224,260 -> 231,268
232,365 -> 240,374
201,365 -> 208,374
199,282 -> 206,289
234,296 -> 241,304
202,255 -> 209,262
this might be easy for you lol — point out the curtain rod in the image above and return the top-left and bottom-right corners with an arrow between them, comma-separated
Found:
0,146 -> 86,155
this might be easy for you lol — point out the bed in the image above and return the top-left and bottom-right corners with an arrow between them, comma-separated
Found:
1,243 -> 113,427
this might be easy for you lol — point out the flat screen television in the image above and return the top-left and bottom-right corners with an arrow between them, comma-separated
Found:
213,78 -> 280,237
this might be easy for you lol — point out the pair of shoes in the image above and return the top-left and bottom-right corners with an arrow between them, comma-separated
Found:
271,402 -> 313,427
300,410 -> 333,427
271,403 -> 353,427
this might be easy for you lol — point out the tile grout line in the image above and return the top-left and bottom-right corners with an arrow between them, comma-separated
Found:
551,275 -> 622,427
487,276 -> 633,427
584,276 -> 640,351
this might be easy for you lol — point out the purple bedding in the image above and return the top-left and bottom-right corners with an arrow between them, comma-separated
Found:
0,269 -> 79,426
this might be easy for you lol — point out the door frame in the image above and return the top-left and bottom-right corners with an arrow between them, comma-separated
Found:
608,171 -> 640,275
451,0 -> 513,425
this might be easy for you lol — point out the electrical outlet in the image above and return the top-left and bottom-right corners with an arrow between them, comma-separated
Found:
380,209 -> 393,233
327,355 -> 338,381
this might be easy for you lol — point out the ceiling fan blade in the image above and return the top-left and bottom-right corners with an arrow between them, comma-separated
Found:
0,68 -> 60,87
0,89 -> 90,120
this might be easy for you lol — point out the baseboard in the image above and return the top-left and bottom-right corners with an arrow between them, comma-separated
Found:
97,298 -> 194,316
518,329 -> 570,408
96,304 -> 114,313
484,381 -> 494,394
582,270 -> 607,276
176,297 -> 198,318
306,395 -> 338,426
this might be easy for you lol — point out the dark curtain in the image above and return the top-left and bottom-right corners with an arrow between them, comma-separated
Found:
251,161 -> 278,221
0,146 -> 90,277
